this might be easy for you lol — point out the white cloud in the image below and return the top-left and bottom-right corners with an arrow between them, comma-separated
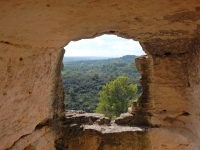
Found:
64,35 -> 146,57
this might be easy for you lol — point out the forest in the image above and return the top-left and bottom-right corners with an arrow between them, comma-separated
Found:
62,55 -> 142,113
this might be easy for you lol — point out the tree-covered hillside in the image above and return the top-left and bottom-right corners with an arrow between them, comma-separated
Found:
62,55 -> 141,113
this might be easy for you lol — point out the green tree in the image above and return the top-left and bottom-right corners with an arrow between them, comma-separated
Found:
95,76 -> 138,119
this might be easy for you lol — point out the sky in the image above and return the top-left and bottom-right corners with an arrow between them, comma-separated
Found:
64,35 -> 146,57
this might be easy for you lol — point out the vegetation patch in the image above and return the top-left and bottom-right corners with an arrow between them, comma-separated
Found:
62,55 -> 141,114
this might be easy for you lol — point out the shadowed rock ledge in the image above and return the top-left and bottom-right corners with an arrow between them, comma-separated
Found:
54,111 -> 200,150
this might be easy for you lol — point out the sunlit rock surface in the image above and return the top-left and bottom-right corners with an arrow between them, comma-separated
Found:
56,111 -> 200,150
0,0 -> 200,149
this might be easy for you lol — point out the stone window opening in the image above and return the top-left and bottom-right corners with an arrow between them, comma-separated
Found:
62,34 -> 145,122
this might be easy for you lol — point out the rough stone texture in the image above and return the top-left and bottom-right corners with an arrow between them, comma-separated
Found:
64,110 -> 110,125
133,38 -> 200,139
0,43 -> 65,150
0,0 -> 200,149
57,112 -> 200,150
9,126 -> 55,150
0,0 -> 200,47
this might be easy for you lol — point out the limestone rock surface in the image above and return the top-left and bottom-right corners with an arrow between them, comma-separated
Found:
0,0 -> 200,149
57,112 -> 200,150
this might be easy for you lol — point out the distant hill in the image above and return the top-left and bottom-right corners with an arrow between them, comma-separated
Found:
63,55 -> 138,67
63,56 -> 112,62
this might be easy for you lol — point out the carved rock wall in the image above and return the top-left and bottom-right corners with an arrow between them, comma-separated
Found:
0,43 -> 65,150
0,0 -> 200,149
134,38 -> 200,136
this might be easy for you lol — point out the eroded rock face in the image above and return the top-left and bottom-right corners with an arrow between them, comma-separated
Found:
0,43 -> 65,150
133,38 -> 200,138
0,0 -> 200,149
56,112 -> 200,150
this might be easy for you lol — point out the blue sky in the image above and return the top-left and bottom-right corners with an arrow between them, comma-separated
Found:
64,35 -> 146,57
